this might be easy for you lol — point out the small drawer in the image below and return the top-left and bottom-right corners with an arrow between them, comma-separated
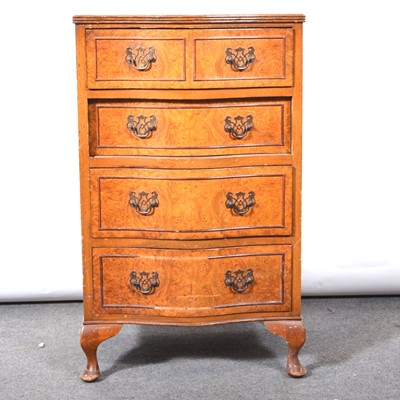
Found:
193,28 -> 294,88
92,245 -> 292,319
90,166 -> 293,240
89,99 -> 291,157
86,29 -> 186,89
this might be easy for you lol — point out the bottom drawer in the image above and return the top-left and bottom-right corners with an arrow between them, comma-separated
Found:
92,245 -> 292,320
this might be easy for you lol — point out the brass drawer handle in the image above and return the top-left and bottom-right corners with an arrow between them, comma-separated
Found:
225,269 -> 254,292
129,270 -> 160,294
225,46 -> 256,71
125,46 -> 157,71
224,115 -> 254,139
127,114 -> 157,139
129,191 -> 159,215
225,191 -> 255,215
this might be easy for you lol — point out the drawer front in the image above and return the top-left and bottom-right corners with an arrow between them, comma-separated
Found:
86,29 -> 186,88
193,28 -> 293,88
86,28 -> 293,89
90,166 -> 293,239
92,246 -> 292,318
89,99 -> 291,156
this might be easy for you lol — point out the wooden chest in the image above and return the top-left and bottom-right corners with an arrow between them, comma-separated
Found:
73,14 -> 306,381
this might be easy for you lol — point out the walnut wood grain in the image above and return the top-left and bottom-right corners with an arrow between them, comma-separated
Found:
87,30 -> 186,88
73,15 -> 306,25
86,28 -> 294,89
264,320 -> 307,378
87,87 -> 294,100
89,154 -> 294,169
75,24 -> 94,321
92,245 -> 292,318
89,99 -> 291,157
80,324 -> 122,382
194,28 -> 293,87
90,166 -> 293,239
74,14 -> 306,380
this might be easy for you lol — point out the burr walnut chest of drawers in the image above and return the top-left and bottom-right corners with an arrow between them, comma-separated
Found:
73,14 -> 306,381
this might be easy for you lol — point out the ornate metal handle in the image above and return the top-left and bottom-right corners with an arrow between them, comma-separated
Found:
225,46 -> 256,71
129,270 -> 160,294
224,115 -> 254,139
127,115 -> 157,139
129,191 -> 159,215
125,46 -> 157,71
225,191 -> 255,215
225,269 -> 254,292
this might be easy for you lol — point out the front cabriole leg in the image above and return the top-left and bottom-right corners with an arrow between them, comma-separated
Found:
80,324 -> 122,382
264,320 -> 307,378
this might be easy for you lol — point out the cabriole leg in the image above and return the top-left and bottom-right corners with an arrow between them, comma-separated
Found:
264,320 -> 307,378
80,324 -> 122,382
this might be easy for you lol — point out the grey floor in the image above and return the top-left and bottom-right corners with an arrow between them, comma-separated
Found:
0,297 -> 399,400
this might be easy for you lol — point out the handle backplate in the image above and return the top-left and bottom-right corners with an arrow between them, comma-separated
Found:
225,269 -> 254,292
125,46 -> 157,71
129,270 -> 160,294
224,115 -> 254,139
127,114 -> 157,139
225,46 -> 256,71
129,191 -> 159,215
225,191 -> 256,215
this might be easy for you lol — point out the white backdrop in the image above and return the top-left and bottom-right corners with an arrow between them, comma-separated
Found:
0,1 -> 399,301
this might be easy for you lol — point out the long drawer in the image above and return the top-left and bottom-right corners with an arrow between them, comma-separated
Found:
89,99 -> 291,157
92,245 -> 292,319
90,166 -> 293,239
86,28 -> 294,89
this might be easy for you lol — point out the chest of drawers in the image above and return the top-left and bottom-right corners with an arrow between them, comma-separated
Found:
73,14 -> 306,382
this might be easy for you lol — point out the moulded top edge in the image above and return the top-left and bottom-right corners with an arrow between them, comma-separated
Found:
72,14 -> 306,25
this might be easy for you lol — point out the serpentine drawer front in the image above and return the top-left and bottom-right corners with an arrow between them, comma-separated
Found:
90,166 -> 293,239
74,14 -> 306,382
92,246 -> 293,319
89,99 -> 292,157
